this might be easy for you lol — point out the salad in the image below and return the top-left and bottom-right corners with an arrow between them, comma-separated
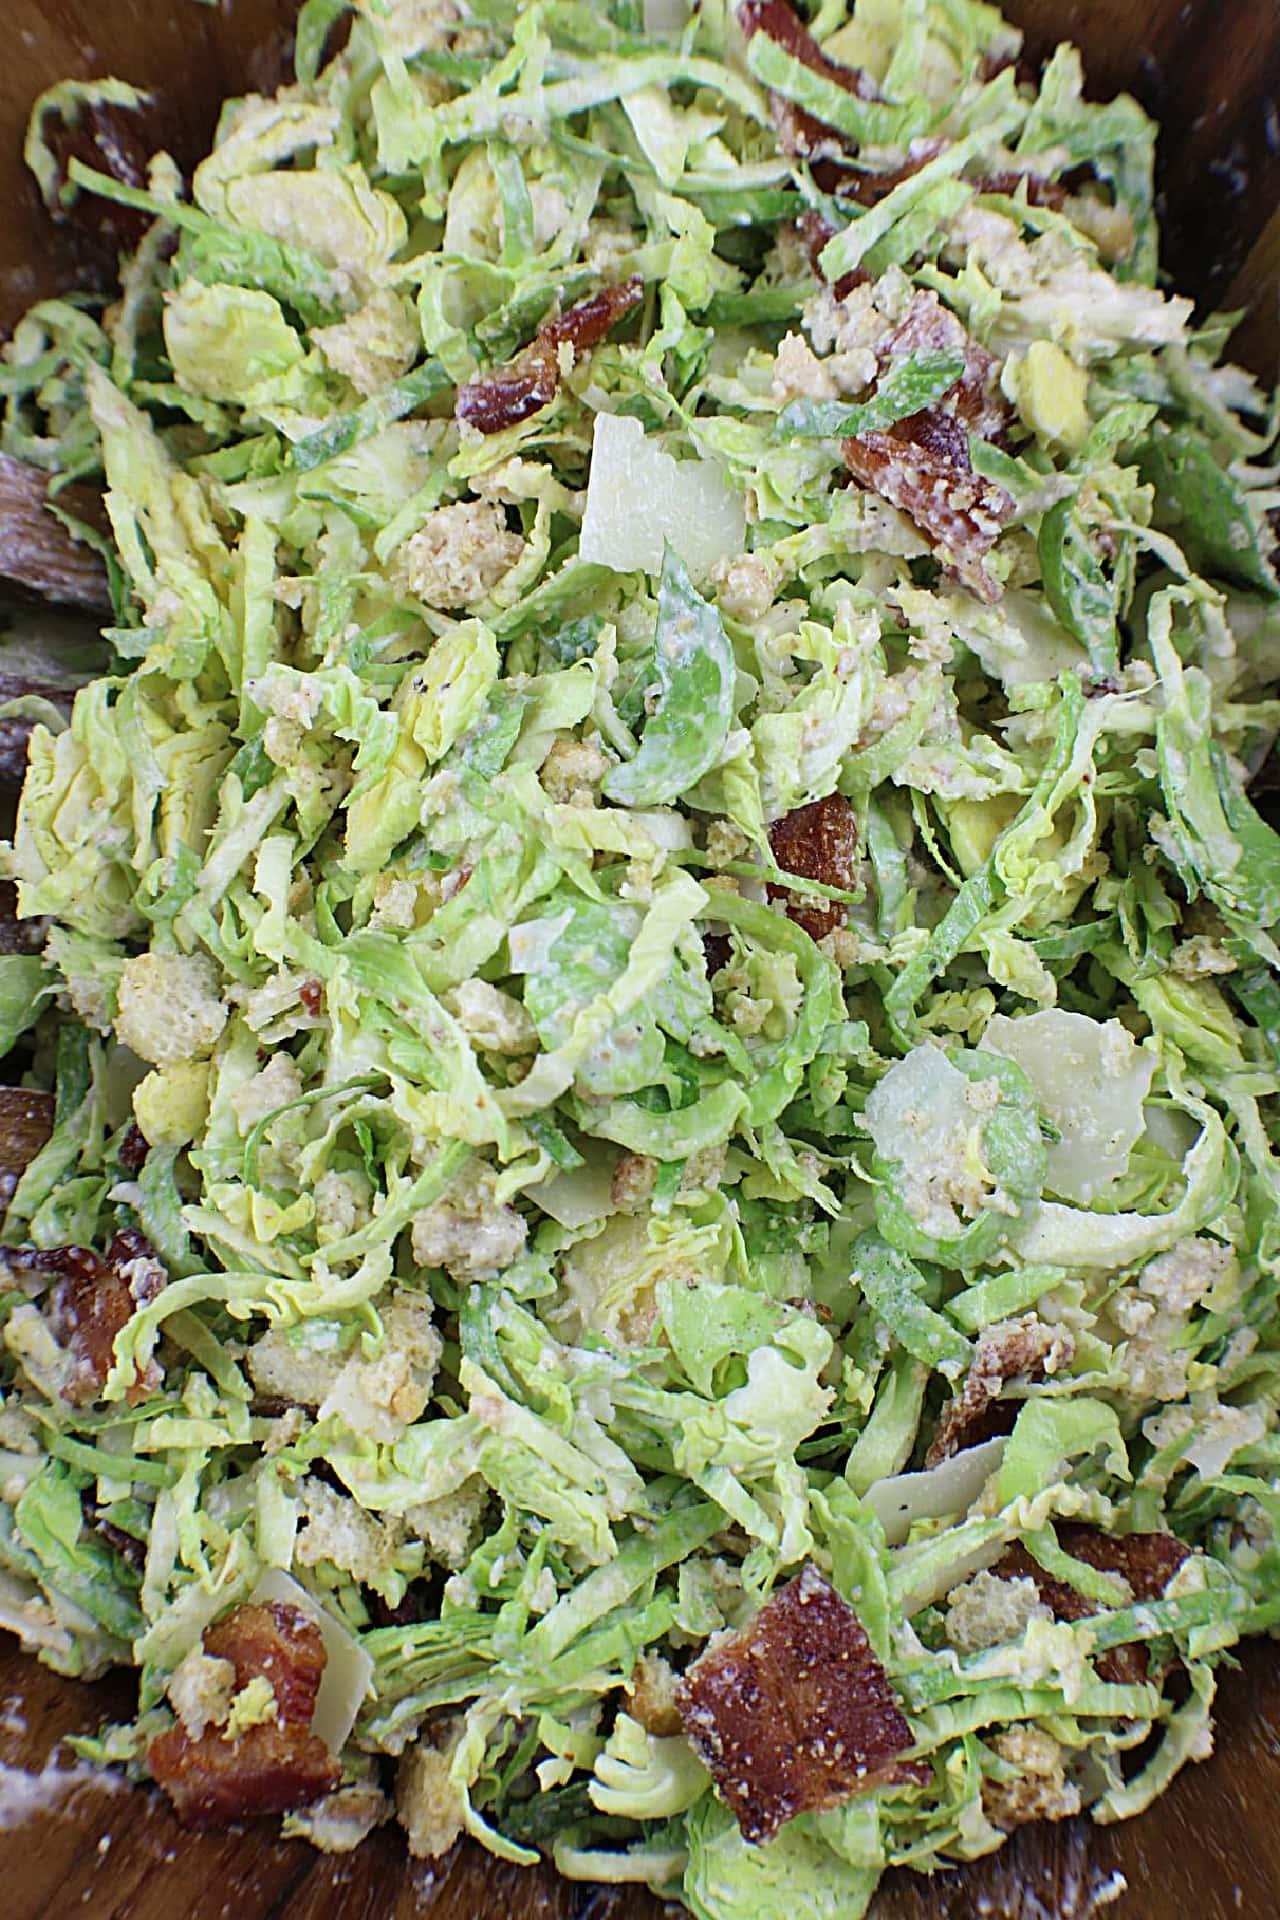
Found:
1,0 -> 1279,1910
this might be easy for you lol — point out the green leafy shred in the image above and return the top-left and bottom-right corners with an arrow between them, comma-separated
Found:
1,0 -> 1279,1912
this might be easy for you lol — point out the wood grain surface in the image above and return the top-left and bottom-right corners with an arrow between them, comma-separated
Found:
1,1 -> 1280,1916
2,1632 -> 1278,1920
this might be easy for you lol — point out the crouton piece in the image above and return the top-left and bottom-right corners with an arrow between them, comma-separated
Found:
396,1722 -> 466,1859
114,952 -> 228,1068
982,1725 -> 1082,1830
944,1570 -> 1052,1656
295,1478 -> 405,1588
405,1478 -> 489,1570
168,1646 -> 237,1742
410,1161 -> 527,1280
629,1652 -> 683,1737
391,501 -> 523,609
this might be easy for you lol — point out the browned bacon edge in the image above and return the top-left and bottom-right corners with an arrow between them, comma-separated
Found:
148,1600 -> 340,1828
742,1 -> 1059,215
792,165 -> 1062,313
81,1489 -> 147,1570
795,208 -> 868,303
768,792 -> 860,942
677,1563 -> 928,1844
118,1121 -> 150,1173
995,1527 -> 1191,1687
6,1227 -> 166,1405
841,289 -> 1015,602
456,277 -> 644,435
738,1 -> 884,103
926,1317 -> 1076,1467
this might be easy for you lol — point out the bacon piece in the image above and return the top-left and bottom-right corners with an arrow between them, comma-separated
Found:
843,289 -> 1015,601
11,1228 -> 166,1405
811,138 -> 947,204
702,931 -> 732,980
676,1564 -> 928,1843
974,168 -> 1068,210
148,1600 -> 339,1828
879,287 -> 1009,439
298,977 -> 324,1018
81,1491 -> 146,1572
926,1317 -> 1076,1467
794,209 -> 869,303
741,0 -> 888,218
995,1527 -> 1190,1687
811,141 -> 1065,208
850,407 -> 1007,564
738,1 -> 883,103
118,1122 -> 150,1173
768,793 -> 860,942
772,98 -> 849,164
457,278 -> 644,435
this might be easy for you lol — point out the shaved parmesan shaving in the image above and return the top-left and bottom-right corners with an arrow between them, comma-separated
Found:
535,1162 -> 617,1229
867,1436 -> 1007,1546
643,0 -> 690,33
579,414 -> 746,581
983,1009 -> 1155,1204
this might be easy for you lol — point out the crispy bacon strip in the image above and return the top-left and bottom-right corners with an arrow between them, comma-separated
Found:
879,286 -> 1009,439
926,1317 -> 1076,1466
843,288 -> 1015,601
975,168 -> 1069,210
811,142 -> 1065,212
995,1527 -> 1191,1687
149,1600 -> 339,1828
810,138 -> 946,203
743,6 -> 1059,194
9,1227 -> 166,1405
772,97 -> 849,164
738,1 -> 883,103
794,209 -> 868,303
677,1564 -> 928,1843
118,1121 -> 150,1173
456,278 -> 644,435
768,793 -> 860,942
740,0 -> 887,202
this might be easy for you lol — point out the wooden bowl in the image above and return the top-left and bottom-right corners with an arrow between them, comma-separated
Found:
1,5 -> 1278,1916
